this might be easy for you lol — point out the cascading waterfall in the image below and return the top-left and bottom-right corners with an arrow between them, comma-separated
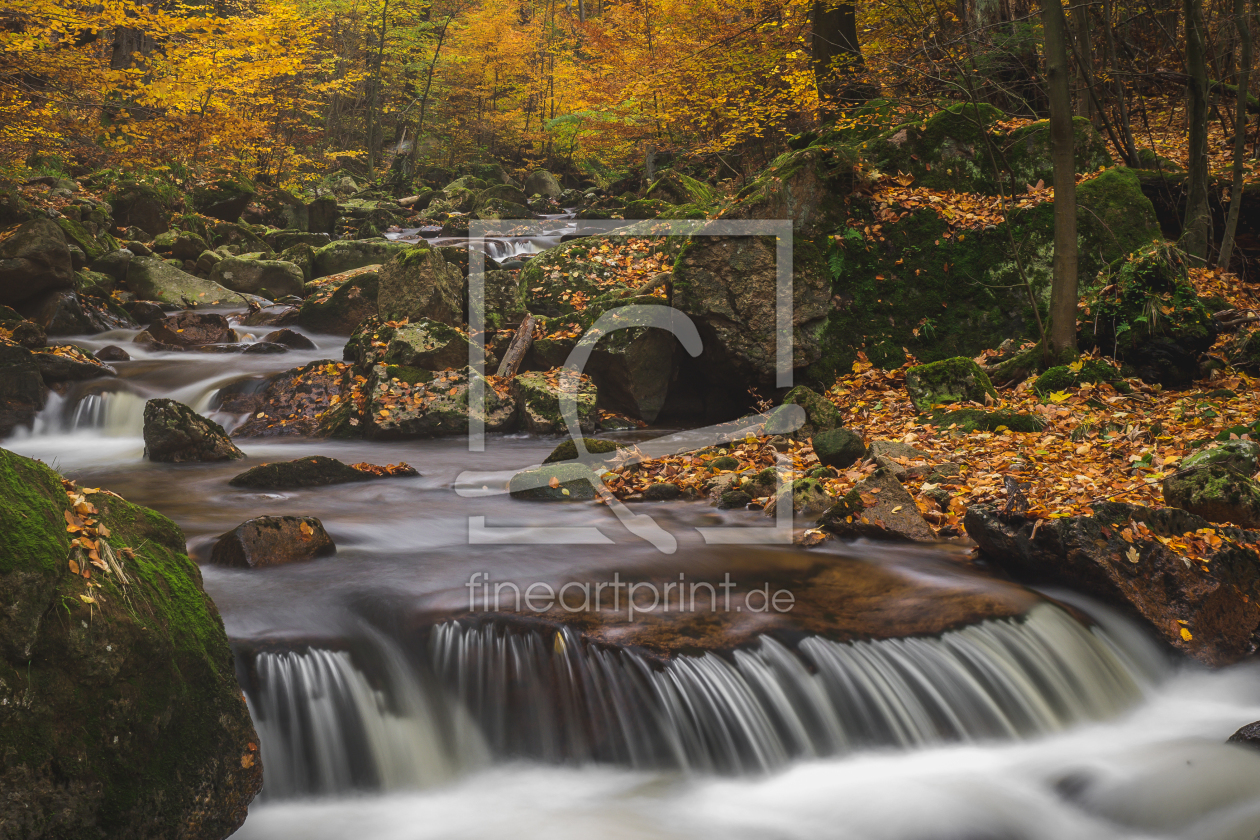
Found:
429,603 -> 1164,774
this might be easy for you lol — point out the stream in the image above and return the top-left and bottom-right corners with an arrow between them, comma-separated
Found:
6,225 -> 1260,839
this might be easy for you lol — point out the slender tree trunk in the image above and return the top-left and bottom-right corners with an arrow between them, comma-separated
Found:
1103,0 -> 1140,164
1220,0 -> 1253,267
1044,0 -> 1080,361
366,0 -> 391,178
1182,0 -> 1214,260
812,0 -> 862,109
1074,2 -> 1096,121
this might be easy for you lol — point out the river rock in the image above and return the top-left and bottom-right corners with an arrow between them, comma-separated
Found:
208,221 -> 272,257
523,169 -> 563,198
0,218 -> 74,307
229,360 -> 356,438
765,478 -> 833,516
307,196 -> 339,235
15,289 -> 103,336
311,238 -> 411,278
766,385 -> 840,438
376,247 -> 463,326
363,364 -> 517,439
818,467 -> 935,541
261,328 -> 315,349
107,184 -> 168,236
543,437 -> 629,464
125,255 -> 246,307
242,303 -> 301,328
345,316 -> 471,370
210,515 -> 335,568
509,462 -> 599,500
192,179 -> 255,221
1228,722 -> 1260,749
0,344 -> 47,437
867,440 -> 934,480
812,427 -> 866,469
229,455 -> 413,489
31,346 -> 117,381
209,256 -> 304,299
96,344 -> 130,362
1163,464 -> 1260,529
143,398 -> 244,462
511,369 -> 598,435
965,501 -> 1260,666
146,311 -> 237,348
297,269 -> 379,335
0,448 -> 262,838
905,357 -> 998,411
89,248 -> 133,283
1181,440 -> 1260,475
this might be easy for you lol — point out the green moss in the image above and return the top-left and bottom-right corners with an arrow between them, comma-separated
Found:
0,448 -> 70,576
384,364 -> 435,385
925,408 -> 1046,433
543,437 -> 626,463
509,463 -> 599,500
905,357 -> 997,410
710,456 -> 740,471
1034,360 -> 1129,394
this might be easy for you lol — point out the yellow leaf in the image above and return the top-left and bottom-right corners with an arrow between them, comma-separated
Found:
1048,391 -> 1072,404
1180,627 -> 1193,641
299,521 -> 314,537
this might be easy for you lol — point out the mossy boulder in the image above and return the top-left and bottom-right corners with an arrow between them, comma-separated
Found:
476,198 -> 532,220
363,364 -> 517,439
0,218 -> 74,307
1182,441 -> 1260,475
813,427 -> 867,468
645,170 -> 718,207
297,268 -> 380,335
142,398 -> 244,462
312,238 -> 412,279
0,447 -> 262,838
518,235 -> 679,317
124,256 -> 244,308
192,179 -> 255,221
905,357 -> 997,411
345,315 -> 472,370
1163,464 -> 1260,529
765,385 -> 840,438
376,246 -> 464,326
509,462 -> 598,500
720,143 -> 858,237
228,455 -> 386,489
476,184 -> 530,209
1033,360 -> 1129,394
56,217 -> 110,263
925,408 -> 1046,433
543,437 -> 627,464
1079,242 -> 1217,388
767,477 -> 832,516
511,369 -> 598,435
622,199 -> 674,219
523,170 -> 563,198
209,256 -> 304,299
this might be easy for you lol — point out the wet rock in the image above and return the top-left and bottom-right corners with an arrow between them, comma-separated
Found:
125,255 -> 246,307
297,269 -> 379,335
307,196 -> 339,235
905,356 -> 997,411
543,437 -> 629,464
95,344 -> 130,362
229,455 -> 414,489
192,179 -> 255,221
718,488 -> 753,509
143,398 -> 244,462
1228,722 -> 1260,750
345,316 -> 471,370
766,385 -> 840,438
147,311 -> 237,347
644,482 -> 682,501
122,299 -> 167,325
376,247 -> 463,326
509,462 -> 598,500
812,427 -> 866,469
965,501 -> 1260,666
276,242 -> 315,282
210,515 -> 334,568
31,347 -> 117,381
170,231 -> 210,261
512,369 -> 598,435
229,360 -> 355,439
107,184 -> 169,236
311,238 -> 410,278
0,448 -> 262,838
364,365 -> 517,439
1163,464 -> 1260,529
765,478 -> 832,516
867,440 -> 934,480
209,375 -> 276,415
1182,441 -> 1260,475
89,248 -> 133,283
16,289 -> 107,336
819,467 -> 935,541
0,344 -> 48,437
242,303 -> 300,328
240,342 -> 288,355
0,218 -> 74,307
209,256 -> 304,299
261,328 -> 315,349
523,170 -> 563,198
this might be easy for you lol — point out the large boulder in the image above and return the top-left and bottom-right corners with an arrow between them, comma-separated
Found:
509,462 -> 599,501
812,427 -> 866,469
298,267 -> 380,335
765,385 -> 840,438
673,232 -> 830,389
143,398 -> 244,462
0,218 -> 74,307
818,467 -> 935,541
108,184 -> 169,236
965,501 -> 1260,666
476,184 -> 530,210
1163,464 -> 1260,529
229,455 -> 412,489
644,170 -> 718,208
0,344 -> 48,438
0,447 -> 262,838
376,247 -> 463,326
209,256 -> 304,299
346,316 -> 472,370
905,357 -> 998,411
1182,441 -> 1260,474
31,346 -> 116,382
125,256 -> 245,307
209,515 -> 335,568
16,290 -> 113,336
311,239 -> 411,278
192,179 -> 255,221
228,360 -> 356,439
363,364 -> 517,439
523,170 -> 563,198
145,311 -> 237,348
511,369 -> 598,435
1079,242 -> 1217,388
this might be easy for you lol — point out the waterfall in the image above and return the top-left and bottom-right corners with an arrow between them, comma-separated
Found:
244,640 -> 487,799
430,603 -> 1162,773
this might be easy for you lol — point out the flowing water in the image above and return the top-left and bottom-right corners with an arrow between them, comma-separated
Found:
7,228 -> 1260,839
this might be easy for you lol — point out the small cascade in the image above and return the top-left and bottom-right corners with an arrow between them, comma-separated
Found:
430,603 -> 1163,773
244,642 -> 487,799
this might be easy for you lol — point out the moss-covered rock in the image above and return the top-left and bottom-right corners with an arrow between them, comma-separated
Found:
709,455 -> 740,471
376,246 -> 463,326
509,462 -> 598,500
192,178 -> 255,221
765,385 -> 840,438
925,408 -> 1046,433
622,199 -> 675,219
523,170 -> 563,198
511,369 -> 598,435
1033,360 -> 1129,394
228,455 -> 386,489
0,447 -> 262,838
543,437 -> 627,464
1079,241 -> 1216,388
346,316 -> 471,371
143,398 -> 244,462
209,256 -> 304,299
124,256 -> 244,307
1163,463 -> 1260,528
363,364 -> 517,439
518,235 -> 679,317
813,427 -> 867,468
645,170 -> 719,208
720,144 -> 859,237
1182,441 -> 1260,475
297,268 -> 380,335
767,477 -> 832,516
905,357 -> 997,410
312,238 -> 412,279
0,218 -> 74,308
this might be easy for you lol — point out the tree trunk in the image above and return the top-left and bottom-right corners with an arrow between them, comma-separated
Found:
1044,0 -> 1080,361
1074,3 -> 1096,122
366,0 -> 391,178
1219,0 -> 1253,268
1182,0 -> 1214,260
812,1 -> 862,108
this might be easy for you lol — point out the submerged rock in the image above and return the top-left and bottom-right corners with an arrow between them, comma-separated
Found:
210,515 -> 335,568
543,437 -> 629,464
0,447 -> 262,838
261,328 -> 316,350
229,455 -> 415,489
143,398 -> 244,462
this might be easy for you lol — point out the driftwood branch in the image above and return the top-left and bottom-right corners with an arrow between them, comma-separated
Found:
495,314 -> 535,378
621,271 -> 673,299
